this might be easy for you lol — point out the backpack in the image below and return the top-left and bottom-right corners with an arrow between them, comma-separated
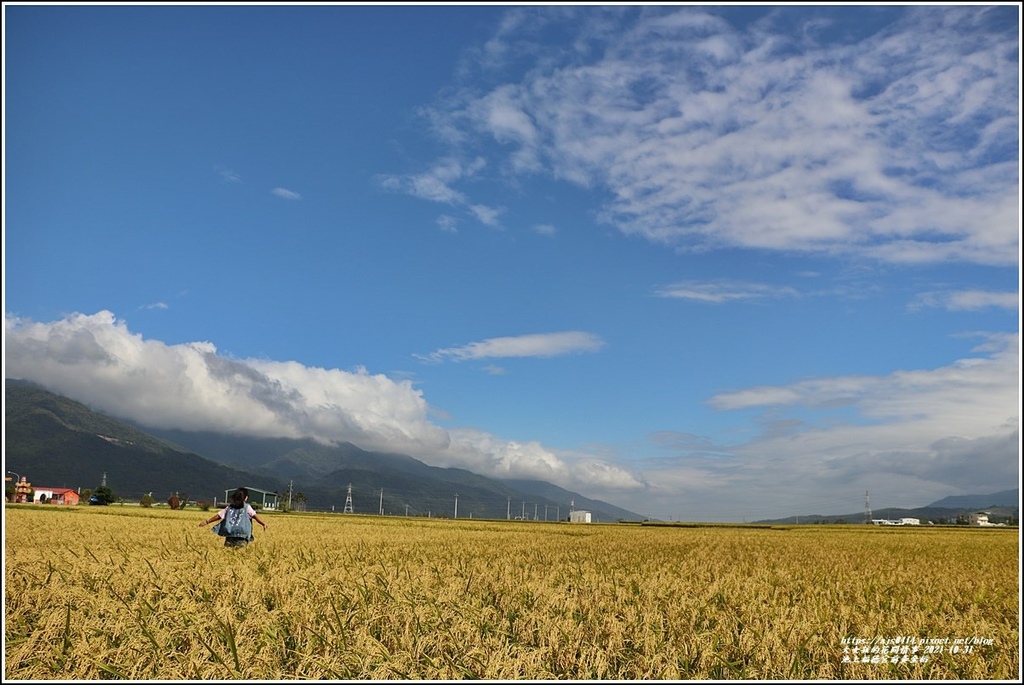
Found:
213,505 -> 253,540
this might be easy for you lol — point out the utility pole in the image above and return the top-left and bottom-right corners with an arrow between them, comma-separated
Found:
522,501 -> 526,519
507,497 -> 511,520
405,504 -> 409,516
379,488 -> 384,516
534,503 -> 538,521
454,493 -> 459,519
343,483 -> 353,514
865,490 -> 872,524
288,480 -> 293,510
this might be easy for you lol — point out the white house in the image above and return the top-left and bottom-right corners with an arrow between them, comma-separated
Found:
569,510 -> 592,524
969,512 -> 991,526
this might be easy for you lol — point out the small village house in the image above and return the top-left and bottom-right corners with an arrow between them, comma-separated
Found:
569,510 -> 592,523
223,486 -> 280,510
969,511 -> 991,526
32,487 -> 81,506
5,475 -> 81,505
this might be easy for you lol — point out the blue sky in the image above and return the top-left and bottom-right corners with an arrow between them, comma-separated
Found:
4,3 -> 1020,522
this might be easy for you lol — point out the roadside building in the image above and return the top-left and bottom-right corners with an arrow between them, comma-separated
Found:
223,486 -> 280,510
33,487 -> 81,506
969,512 -> 991,526
569,510 -> 592,524
871,518 -> 920,526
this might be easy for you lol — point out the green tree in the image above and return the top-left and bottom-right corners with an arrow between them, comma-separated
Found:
93,485 -> 116,505
140,493 -> 155,508
79,488 -> 92,504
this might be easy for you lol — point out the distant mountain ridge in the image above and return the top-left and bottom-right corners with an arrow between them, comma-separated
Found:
4,380 -> 645,521
501,479 -> 643,522
4,380 -> 272,500
925,490 -> 1019,510
753,489 -> 1019,525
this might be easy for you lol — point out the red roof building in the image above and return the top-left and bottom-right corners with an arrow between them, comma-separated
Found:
33,487 -> 80,506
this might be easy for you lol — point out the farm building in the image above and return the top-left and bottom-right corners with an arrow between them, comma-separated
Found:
969,512 -> 991,526
871,518 -> 920,526
32,487 -> 80,506
223,486 -> 280,510
569,510 -> 592,524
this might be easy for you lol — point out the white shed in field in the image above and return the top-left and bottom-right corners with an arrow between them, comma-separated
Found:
569,510 -> 592,524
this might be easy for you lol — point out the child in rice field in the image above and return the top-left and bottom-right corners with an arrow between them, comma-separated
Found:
199,487 -> 268,547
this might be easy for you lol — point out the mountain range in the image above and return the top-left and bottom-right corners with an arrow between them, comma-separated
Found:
6,380 -> 1016,524
3,380 -> 643,521
925,490 -> 1019,510
752,489 -> 1019,525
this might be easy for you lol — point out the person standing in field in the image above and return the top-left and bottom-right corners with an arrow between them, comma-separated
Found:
198,487 -> 268,547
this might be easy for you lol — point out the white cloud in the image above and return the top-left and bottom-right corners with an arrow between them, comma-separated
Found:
409,174 -> 465,204
271,187 -> 302,200
654,280 -> 800,303
700,333 -> 1017,504
477,84 -> 538,146
141,302 -> 169,310
532,223 -> 556,237
444,428 -> 644,491
436,214 -> 459,233
377,158 -> 503,227
405,6 -> 1018,266
709,333 -> 1017,421
911,289 -> 1019,311
418,331 -> 606,363
3,312 -> 632,492
469,204 -> 503,227
605,331 -> 1019,520
4,313 -> 1016,520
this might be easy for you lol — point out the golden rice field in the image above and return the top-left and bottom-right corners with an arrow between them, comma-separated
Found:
4,505 -> 1019,680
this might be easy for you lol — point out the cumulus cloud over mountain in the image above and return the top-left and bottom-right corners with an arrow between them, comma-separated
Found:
4,311 -> 642,493
6,311 -> 1017,519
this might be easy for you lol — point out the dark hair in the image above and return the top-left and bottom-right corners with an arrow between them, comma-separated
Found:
229,487 -> 248,509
